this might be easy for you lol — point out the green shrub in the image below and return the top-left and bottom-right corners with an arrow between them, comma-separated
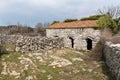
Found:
80,15 -> 104,21
114,17 -> 120,31
64,19 -> 78,22
97,15 -> 118,33
51,21 -> 59,25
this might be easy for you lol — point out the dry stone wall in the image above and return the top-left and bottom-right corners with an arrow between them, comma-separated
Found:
0,35 -> 21,45
15,36 -> 64,53
0,35 -> 64,52
104,42 -> 120,80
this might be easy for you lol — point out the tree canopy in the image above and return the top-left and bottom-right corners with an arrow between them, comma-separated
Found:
63,19 -> 78,22
80,15 -> 105,21
97,15 -> 118,33
51,21 -> 59,25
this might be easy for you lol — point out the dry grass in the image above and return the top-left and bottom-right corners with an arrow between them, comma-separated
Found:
91,27 -> 120,61
108,33 -> 120,44
90,27 -> 113,61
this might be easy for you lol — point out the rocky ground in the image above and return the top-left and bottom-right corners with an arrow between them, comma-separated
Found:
0,45 -> 112,80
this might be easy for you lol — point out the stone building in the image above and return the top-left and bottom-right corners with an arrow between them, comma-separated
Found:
46,20 -> 101,50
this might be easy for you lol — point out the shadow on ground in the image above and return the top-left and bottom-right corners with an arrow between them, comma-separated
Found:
87,51 -> 114,80
0,45 -> 9,58
101,62 -> 114,80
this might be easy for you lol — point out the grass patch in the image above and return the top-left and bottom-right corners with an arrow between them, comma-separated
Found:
2,44 -> 15,51
36,65 -> 62,80
2,51 -> 21,63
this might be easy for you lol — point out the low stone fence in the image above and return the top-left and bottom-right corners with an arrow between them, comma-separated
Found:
104,42 -> 120,80
15,36 -> 64,53
0,35 -> 21,45
0,35 -> 64,52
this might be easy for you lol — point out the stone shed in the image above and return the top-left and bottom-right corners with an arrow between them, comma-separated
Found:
46,20 -> 101,50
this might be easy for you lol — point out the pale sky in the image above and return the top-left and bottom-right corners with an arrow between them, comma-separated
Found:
0,0 -> 120,27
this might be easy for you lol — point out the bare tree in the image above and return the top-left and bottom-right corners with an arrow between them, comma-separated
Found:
34,23 -> 43,33
35,23 -> 43,28
98,6 -> 120,18
34,23 -> 46,36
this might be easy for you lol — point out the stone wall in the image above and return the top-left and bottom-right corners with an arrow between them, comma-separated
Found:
46,28 -> 101,50
104,42 -> 120,80
0,35 -> 21,45
15,36 -> 64,53
0,35 -> 64,53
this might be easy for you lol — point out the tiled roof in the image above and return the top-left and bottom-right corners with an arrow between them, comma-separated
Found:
48,20 -> 97,29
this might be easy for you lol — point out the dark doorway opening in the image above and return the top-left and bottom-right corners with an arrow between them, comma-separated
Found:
54,35 -> 58,37
69,37 -> 74,48
86,38 -> 92,50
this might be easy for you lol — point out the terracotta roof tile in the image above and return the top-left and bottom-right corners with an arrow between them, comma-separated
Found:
48,20 -> 97,29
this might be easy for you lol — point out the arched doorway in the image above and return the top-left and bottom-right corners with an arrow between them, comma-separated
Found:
86,38 -> 92,50
69,37 -> 74,48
